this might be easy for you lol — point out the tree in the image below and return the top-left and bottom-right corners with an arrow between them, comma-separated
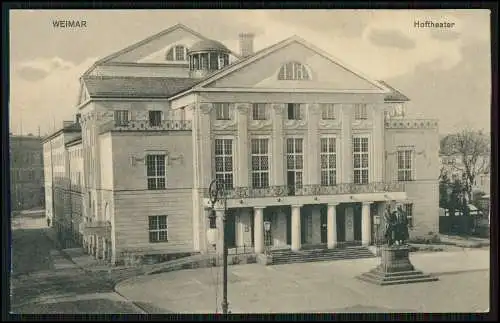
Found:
440,129 -> 490,202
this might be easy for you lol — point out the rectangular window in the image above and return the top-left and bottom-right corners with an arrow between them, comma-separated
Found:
320,137 -> 337,186
148,215 -> 168,243
398,150 -> 414,181
146,154 -> 166,190
175,46 -> 185,61
214,139 -> 233,190
114,110 -> 129,126
252,103 -> 267,121
321,103 -> 336,120
354,104 -> 368,120
215,103 -> 230,120
287,103 -> 302,120
148,110 -> 163,127
353,137 -> 369,184
251,139 -> 270,189
404,203 -> 414,228
286,138 -> 304,191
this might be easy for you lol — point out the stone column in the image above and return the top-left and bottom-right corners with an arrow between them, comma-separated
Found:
254,207 -> 265,253
235,103 -> 250,187
307,103 -> 321,185
327,203 -> 338,249
215,208 -> 225,256
362,202 -> 372,246
291,205 -> 302,251
271,104 -> 285,186
372,104 -> 385,183
341,104 -> 353,183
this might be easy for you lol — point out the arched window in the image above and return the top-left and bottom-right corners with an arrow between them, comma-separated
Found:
278,62 -> 311,80
166,45 -> 187,61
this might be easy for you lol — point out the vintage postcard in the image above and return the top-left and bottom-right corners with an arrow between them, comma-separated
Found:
8,9 -> 491,315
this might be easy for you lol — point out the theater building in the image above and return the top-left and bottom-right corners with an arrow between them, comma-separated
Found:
43,24 -> 439,264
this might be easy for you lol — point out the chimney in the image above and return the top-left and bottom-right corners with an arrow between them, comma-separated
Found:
239,33 -> 255,57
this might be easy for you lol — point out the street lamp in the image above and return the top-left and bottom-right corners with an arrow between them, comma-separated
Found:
208,179 -> 229,314
264,220 -> 271,254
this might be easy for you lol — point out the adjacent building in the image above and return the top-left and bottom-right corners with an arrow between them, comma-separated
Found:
10,134 -> 45,211
43,23 -> 440,265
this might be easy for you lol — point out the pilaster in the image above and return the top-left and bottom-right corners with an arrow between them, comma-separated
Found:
373,104 -> 385,182
327,203 -> 338,249
362,202 -> 372,246
271,104 -> 285,186
307,104 -> 321,185
236,103 -> 250,187
254,207 -> 265,254
291,204 -> 303,251
341,104 -> 353,183
198,103 -> 213,189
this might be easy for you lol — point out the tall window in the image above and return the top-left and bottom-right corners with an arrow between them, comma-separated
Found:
146,154 -> 166,190
148,215 -> 168,243
321,104 -> 336,120
278,62 -> 311,80
114,110 -> 129,126
353,137 -> 369,184
320,137 -> 337,186
166,45 -> 187,61
148,111 -> 163,127
252,103 -> 267,120
404,203 -> 414,228
354,104 -> 368,120
251,139 -> 269,188
398,150 -> 414,181
286,138 -> 303,192
215,139 -> 233,190
287,103 -> 302,120
215,103 -> 230,120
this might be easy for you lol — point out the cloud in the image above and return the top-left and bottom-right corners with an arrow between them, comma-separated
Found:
429,29 -> 461,41
9,57 -> 97,136
15,57 -> 74,81
368,28 -> 416,49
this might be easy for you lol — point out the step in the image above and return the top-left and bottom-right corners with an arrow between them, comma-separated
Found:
357,273 -> 438,286
360,271 -> 429,282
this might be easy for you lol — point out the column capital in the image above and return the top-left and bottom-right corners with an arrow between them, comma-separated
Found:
327,202 -> 339,207
236,103 -> 251,113
253,206 -> 266,211
271,103 -> 286,114
291,204 -> 303,209
199,103 -> 213,115
362,201 -> 373,207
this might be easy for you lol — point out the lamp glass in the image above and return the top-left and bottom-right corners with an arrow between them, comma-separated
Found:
264,221 -> 271,232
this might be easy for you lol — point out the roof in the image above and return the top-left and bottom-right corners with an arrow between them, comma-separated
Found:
188,39 -> 231,53
42,122 -> 81,143
82,76 -> 200,99
65,135 -> 83,147
378,81 -> 410,102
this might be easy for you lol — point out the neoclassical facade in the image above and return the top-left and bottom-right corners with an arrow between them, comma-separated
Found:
43,24 -> 440,264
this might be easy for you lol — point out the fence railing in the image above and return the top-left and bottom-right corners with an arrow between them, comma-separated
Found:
203,182 -> 405,199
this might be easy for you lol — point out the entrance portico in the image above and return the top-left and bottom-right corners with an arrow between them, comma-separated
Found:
206,193 -> 407,255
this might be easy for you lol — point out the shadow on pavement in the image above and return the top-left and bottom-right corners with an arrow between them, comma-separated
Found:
11,298 -> 141,314
133,301 -> 176,314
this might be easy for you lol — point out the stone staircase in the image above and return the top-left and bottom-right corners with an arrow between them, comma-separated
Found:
269,246 -> 376,265
357,268 -> 438,286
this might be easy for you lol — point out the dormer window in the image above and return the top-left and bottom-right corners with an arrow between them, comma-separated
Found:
278,62 -> 311,80
166,45 -> 187,61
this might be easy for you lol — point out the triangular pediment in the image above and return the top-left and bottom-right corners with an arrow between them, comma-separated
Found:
106,24 -> 207,64
200,37 -> 387,92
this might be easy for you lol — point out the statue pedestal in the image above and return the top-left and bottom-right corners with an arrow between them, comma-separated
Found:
357,245 -> 438,286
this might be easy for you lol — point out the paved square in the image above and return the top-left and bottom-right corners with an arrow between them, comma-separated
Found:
116,249 -> 489,313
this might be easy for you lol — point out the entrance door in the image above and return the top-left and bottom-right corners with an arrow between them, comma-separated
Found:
353,204 -> 362,242
337,204 -> 346,242
320,206 -> 327,244
286,207 -> 292,245
345,206 -> 355,242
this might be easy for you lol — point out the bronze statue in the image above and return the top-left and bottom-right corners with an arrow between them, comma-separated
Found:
382,204 -> 409,246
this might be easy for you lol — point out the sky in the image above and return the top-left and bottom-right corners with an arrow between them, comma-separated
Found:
9,9 -> 491,136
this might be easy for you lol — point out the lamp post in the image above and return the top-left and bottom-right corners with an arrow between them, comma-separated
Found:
264,220 -> 271,254
208,179 -> 229,314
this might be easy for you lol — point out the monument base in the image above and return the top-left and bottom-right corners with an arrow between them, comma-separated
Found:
357,245 -> 438,286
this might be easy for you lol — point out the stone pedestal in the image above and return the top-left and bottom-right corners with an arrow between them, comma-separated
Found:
357,245 -> 438,286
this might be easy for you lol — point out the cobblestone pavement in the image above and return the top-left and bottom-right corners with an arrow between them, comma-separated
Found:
117,249 -> 490,313
10,215 -> 144,314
